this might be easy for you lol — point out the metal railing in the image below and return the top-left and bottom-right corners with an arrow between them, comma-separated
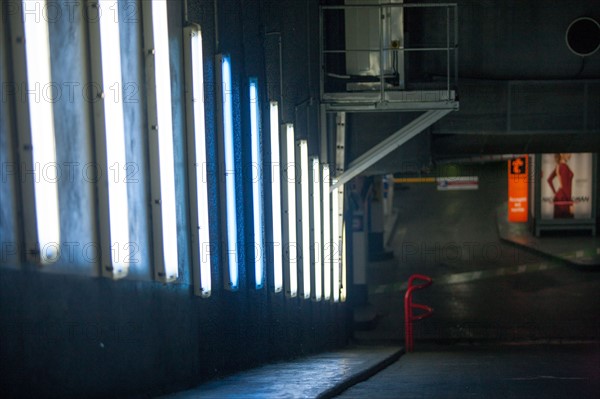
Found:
404,273 -> 433,352
320,2 -> 458,104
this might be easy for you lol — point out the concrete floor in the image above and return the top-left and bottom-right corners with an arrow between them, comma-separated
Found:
163,347 -> 402,399
165,162 -> 600,398
358,162 -> 600,343
336,343 -> 600,399
346,162 -> 600,398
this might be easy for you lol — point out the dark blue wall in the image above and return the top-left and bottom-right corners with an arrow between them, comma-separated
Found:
0,1 -> 347,398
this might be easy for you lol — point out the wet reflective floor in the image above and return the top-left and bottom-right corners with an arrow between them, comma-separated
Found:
358,162 -> 600,343
345,161 -> 600,398
336,343 -> 600,399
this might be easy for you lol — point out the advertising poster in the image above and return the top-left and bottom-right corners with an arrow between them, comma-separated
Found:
540,153 -> 593,220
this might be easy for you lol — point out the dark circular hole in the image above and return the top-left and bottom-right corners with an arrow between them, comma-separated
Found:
566,17 -> 600,56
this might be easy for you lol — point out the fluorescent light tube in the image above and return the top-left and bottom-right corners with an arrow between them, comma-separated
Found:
184,25 -> 211,296
332,179 -> 341,302
221,55 -> 238,289
270,102 -> 283,293
285,124 -> 297,297
299,140 -> 310,299
322,164 -> 331,300
142,0 -> 179,282
312,157 -> 322,301
250,79 -> 265,289
22,0 -> 60,265
88,0 -> 130,278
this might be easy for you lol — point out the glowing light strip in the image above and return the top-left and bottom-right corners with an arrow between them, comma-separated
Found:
332,179 -> 341,302
185,25 -> 211,296
97,0 -> 129,277
250,79 -> 264,289
222,56 -> 238,289
299,140 -> 310,299
22,0 -> 60,264
340,212 -> 346,302
322,164 -> 331,300
312,157 -> 322,301
144,0 -> 178,281
270,102 -> 283,292
286,124 -> 298,297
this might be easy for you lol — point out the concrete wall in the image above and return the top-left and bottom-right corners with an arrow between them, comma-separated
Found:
0,1 -> 347,397
343,0 -> 600,170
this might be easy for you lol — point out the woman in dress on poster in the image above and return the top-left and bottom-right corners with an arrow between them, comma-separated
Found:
547,153 -> 574,218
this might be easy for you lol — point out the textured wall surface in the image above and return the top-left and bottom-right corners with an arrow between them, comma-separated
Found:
0,1 -> 347,397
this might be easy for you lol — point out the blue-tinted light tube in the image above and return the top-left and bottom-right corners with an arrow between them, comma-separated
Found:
99,0 -> 129,275
222,56 -> 238,288
190,27 -> 211,295
322,164 -> 331,300
299,140 -> 310,299
312,157 -> 322,301
250,79 -> 264,289
22,0 -> 60,264
332,179 -> 341,302
270,102 -> 283,292
286,124 -> 298,297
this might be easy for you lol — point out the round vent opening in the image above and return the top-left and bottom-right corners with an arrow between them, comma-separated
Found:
566,17 -> 600,57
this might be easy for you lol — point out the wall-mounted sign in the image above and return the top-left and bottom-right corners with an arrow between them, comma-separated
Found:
508,156 -> 528,222
540,153 -> 593,220
436,176 -> 478,191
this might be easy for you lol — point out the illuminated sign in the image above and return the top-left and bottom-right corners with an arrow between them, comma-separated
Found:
508,156 -> 528,222
540,153 -> 593,220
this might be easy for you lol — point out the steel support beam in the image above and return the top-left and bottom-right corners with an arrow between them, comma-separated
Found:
331,109 -> 451,189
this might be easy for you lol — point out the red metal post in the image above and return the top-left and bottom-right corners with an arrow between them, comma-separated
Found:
404,274 -> 433,352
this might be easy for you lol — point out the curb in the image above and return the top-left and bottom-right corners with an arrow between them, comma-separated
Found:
317,347 -> 404,399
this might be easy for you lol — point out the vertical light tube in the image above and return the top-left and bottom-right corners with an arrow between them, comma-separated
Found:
22,0 -> 60,264
332,179 -> 341,302
89,0 -> 130,277
222,55 -> 238,289
299,140 -> 311,299
341,218 -> 347,302
184,25 -> 211,296
312,157 -> 322,301
322,164 -> 331,300
270,102 -> 283,292
338,184 -> 346,302
250,79 -> 264,289
286,124 -> 298,297
143,0 -> 178,281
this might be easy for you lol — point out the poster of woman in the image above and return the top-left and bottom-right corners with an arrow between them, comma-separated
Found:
540,153 -> 593,220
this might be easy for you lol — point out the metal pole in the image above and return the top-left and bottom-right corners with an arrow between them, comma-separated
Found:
454,6 -> 458,88
447,6 -> 450,101
380,5 -> 385,103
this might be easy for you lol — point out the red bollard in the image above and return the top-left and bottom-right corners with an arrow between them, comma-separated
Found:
404,274 -> 433,352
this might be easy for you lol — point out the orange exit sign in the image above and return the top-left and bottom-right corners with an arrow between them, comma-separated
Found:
508,157 -> 528,222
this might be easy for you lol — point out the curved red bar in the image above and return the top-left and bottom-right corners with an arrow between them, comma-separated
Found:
404,274 -> 433,352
